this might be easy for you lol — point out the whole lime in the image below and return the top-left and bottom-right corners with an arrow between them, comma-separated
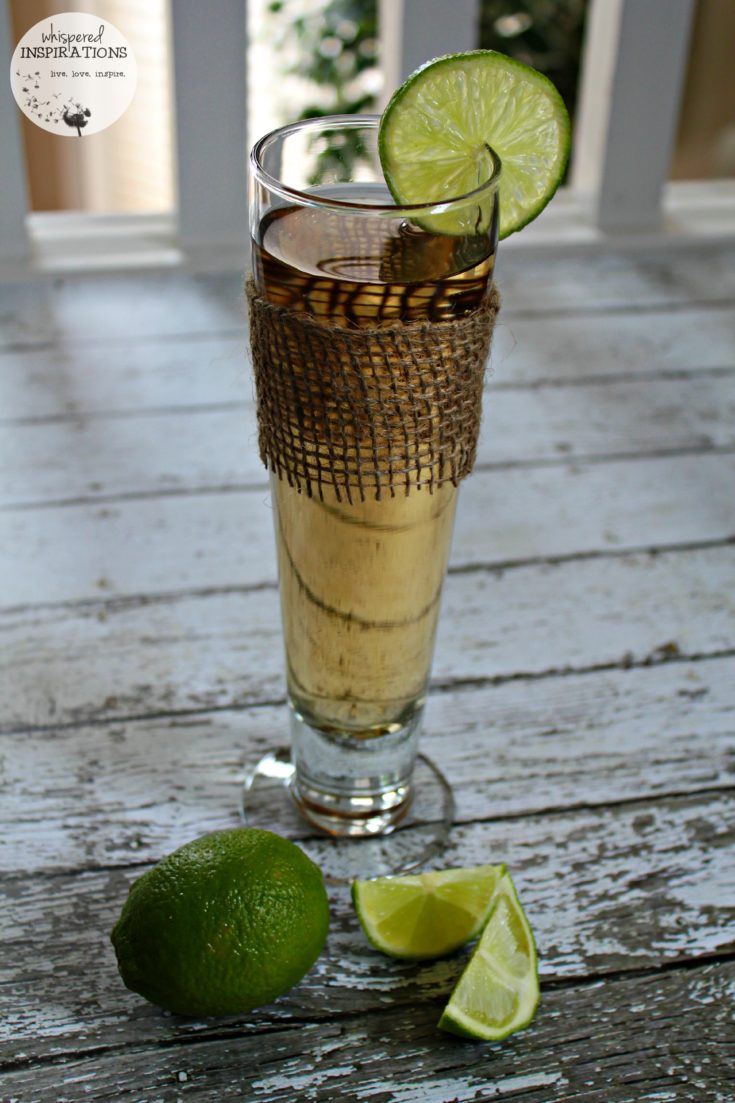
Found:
110,828 -> 329,1016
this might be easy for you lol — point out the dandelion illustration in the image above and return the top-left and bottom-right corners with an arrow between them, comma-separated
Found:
62,102 -> 91,136
17,73 -> 95,136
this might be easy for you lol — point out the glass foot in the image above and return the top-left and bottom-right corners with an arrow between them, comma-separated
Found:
241,749 -> 455,884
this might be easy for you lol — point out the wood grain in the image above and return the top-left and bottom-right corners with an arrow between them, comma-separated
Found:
1,246 -> 734,350
1,543 -> 733,731
3,248 -> 734,1102
2,792 -> 733,1063
2,451 -> 734,608
3,963 -> 734,1100
493,302 -> 735,386
2,376 -> 735,509
1,656 -> 733,873
1,305 -> 733,430
10,961 -> 735,1103
0,332 -> 249,424
0,271 -> 247,350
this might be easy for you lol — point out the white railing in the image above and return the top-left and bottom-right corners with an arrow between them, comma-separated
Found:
0,0 -> 28,262
378,0 -> 480,106
171,0 -> 248,249
3,0 -> 732,274
573,0 -> 694,230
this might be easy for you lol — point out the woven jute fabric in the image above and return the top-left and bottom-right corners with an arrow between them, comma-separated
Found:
246,279 -> 500,502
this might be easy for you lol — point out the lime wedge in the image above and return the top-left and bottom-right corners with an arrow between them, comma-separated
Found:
379,50 -> 571,239
438,870 -> 539,1040
352,865 -> 504,960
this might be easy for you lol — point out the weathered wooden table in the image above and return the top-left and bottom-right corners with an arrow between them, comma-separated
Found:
2,244 -> 734,1102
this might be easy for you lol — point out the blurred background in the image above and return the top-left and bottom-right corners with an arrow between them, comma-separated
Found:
7,0 -> 735,217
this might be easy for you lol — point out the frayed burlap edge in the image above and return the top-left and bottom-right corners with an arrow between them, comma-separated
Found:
246,278 -> 500,502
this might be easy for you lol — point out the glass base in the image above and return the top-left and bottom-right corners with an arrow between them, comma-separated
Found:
287,704 -> 423,838
241,749 -> 454,884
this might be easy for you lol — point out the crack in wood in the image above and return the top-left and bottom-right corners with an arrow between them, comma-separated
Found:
540,948 -> 735,990
3,249 -> 735,1100
0,327 -> 248,355
497,296 -> 735,320
2,535 -> 734,620
0,481 -> 268,514
3,444 -> 735,515
1,645 -> 733,739
2,291 -> 733,355
0,399 -> 252,430
432,645 -> 735,691
3,786 -> 735,889
2,364 -> 735,431
491,363 -> 735,391
449,535 -> 735,577
1,961 -> 733,1095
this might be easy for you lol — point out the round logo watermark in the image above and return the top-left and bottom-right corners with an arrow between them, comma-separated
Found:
10,12 -> 137,136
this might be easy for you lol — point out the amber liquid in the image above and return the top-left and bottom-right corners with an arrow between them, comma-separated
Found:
253,199 -> 496,736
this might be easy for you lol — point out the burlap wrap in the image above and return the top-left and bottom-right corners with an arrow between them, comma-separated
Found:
247,278 -> 500,502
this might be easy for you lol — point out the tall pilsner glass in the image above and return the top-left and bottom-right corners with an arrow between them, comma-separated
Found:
248,116 -> 500,839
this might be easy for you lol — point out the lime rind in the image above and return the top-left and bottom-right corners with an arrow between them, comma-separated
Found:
379,49 -> 571,239
438,872 -> 540,1041
352,864 -> 504,960
110,828 -> 329,1016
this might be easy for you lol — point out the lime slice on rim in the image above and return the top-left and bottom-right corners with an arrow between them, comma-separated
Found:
378,50 -> 571,239
438,870 -> 539,1041
352,865 -> 504,960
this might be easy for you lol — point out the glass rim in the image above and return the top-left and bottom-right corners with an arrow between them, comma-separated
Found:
249,113 -> 502,217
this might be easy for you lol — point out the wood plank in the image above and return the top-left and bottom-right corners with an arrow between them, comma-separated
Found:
3,964 -> 734,1100
5,963 -> 732,1102
2,253 -> 732,1101
495,245 -> 735,315
170,0 -> 248,249
0,544 -> 733,732
3,376 -> 735,509
1,306 -> 734,426
2,451 -> 734,608
1,793 -> 733,1062
0,272 -> 247,350
1,657 -> 733,873
0,333 -> 249,423
494,304 -> 735,387
0,0 -> 30,263
1,247 -> 734,349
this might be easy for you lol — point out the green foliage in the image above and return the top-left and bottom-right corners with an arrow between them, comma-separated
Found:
479,0 -> 587,120
267,0 -> 378,182
269,0 -> 377,110
267,0 -> 586,182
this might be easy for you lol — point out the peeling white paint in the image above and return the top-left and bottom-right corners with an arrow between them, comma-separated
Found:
493,1071 -> 567,1093
251,1063 -> 359,1099
2,254 -> 735,1097
360,1070 -> 566,1102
